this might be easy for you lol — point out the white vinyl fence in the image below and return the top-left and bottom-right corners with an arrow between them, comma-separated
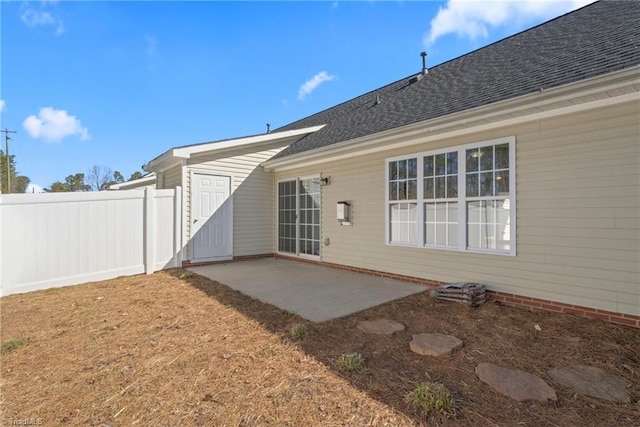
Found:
0,187 -> 182,296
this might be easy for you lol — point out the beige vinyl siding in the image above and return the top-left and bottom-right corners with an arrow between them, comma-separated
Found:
186,142 -> 287,257
274,100 -> 639,316
162,165 -> 182,189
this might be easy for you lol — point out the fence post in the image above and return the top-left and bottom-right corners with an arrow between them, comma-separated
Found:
174,186 -> 182,267
0,195 -> 3,294
144,187 -> 155,274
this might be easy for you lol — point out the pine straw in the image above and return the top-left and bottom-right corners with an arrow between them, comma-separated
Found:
0,270 -> 638,426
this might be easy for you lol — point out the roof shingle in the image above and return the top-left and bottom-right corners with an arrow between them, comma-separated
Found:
273,1 -> 640,159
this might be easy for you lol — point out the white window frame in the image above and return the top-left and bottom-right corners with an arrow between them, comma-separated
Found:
385,136 -> 516,256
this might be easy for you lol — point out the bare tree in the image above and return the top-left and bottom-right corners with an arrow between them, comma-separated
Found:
87,165 -> 114,191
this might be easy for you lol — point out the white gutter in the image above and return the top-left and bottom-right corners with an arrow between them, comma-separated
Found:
262,66 -> 640,172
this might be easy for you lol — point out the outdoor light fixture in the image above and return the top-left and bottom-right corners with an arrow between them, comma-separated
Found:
320,176 -> 330,186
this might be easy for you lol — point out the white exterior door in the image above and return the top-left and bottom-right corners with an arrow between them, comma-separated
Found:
191,173 -> 232,261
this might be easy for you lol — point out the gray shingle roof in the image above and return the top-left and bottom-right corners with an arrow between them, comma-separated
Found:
272,0 -> 640,160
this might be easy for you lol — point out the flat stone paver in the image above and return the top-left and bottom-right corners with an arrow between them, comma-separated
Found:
357,319 -> 405,335
410,333 -> 463,356
476,363 -> 557,402
189,258 -> 425,323
548,365 -> 630,403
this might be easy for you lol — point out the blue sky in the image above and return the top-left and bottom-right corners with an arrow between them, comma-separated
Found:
1,0 -> 593,192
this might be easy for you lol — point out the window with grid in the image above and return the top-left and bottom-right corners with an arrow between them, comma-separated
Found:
424,151 -> 458,248
385,137 -> 514,255
465,143 -> 511,251
388,158 -> 417,244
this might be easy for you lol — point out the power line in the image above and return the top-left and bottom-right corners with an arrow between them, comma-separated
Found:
1,128 -> 17,194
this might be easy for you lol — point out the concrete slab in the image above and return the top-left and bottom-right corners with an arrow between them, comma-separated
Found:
188,258 -> 426,322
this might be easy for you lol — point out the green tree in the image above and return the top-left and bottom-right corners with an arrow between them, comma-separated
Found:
0,149 -> 31,193
128,171 -> 144,181
113,171 -> 124,184
46,173 -> 91,192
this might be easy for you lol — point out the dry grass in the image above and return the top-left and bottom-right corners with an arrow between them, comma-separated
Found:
1,269 -> 638,426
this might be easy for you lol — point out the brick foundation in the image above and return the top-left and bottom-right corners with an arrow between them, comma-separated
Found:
488,291 -> 640,328
182,254 -> 639,328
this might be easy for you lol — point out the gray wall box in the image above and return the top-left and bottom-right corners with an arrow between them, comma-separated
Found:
337,201 -> 352,226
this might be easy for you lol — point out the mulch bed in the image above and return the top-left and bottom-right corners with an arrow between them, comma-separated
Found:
1,269 -> 638,426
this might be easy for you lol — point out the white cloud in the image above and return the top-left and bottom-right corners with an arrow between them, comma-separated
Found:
20,2 -> 65,36
144,34 -> 157,58
26,183 -> 44,193
425,0 -> 595,46
298,71 -> 336,100
0,100 -> 5,112
22,107 -> 90,142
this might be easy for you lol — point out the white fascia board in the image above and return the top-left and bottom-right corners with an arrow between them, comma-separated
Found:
144,125 -> 325,172
108,173 -> 156,190
263,66 -> 640,172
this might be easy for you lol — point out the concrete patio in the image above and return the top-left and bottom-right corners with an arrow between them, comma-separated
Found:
188,258 -> 427,322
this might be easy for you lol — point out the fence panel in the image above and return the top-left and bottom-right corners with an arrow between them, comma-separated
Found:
0,187 -> 181,296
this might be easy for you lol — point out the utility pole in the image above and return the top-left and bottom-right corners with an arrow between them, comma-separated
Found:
1,128 -> 17,194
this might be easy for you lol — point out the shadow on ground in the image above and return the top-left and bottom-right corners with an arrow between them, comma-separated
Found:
169,269 -> 640,426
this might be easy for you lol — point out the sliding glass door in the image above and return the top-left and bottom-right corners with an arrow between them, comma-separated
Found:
278,177 -> 321,257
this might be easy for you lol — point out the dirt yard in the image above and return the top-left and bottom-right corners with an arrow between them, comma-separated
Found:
1,269 -> 638,426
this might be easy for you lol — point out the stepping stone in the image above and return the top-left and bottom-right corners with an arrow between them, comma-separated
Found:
357,319 -> 405,336
476,363 -> 557,402
548,365 -> 630,403
410,333 -> 463,356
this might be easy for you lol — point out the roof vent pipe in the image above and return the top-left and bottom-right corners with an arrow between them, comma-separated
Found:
421,51 -> 428,75
266,123 -> 271,133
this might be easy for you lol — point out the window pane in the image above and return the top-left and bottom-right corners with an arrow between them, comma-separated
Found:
390,182 -> 398,200
408,179 -> 417,199
436,224 -> 447,246
425,223 -> 435,245
424,156 -> 434,177
468,224 -> 480,248
398,181 -> 407,200
424,178 -> 434,199
480,146 -> 494,171
448,202 -> 458,221
466,173 -> 478,197
391,220 -> 399,241
466,149 -> 479,172
391,204 -> 400,221
407,221 -> 418,243
446,152 -> 458,174
390,203 -> 417,243
425,203 -> 435,222
435,153 -> 447,175
468,201 -> 481,223
446,176 -> 458,198
480,172 -> 494,196
408,158 -> 417,179
495,143 -> 509,170
496,171 -> 509,195
390,161 -> 398,180
435,203 -> 446,222
399,160 -> 407,179
448,224 -> 458,246
435,176 -> 446,198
